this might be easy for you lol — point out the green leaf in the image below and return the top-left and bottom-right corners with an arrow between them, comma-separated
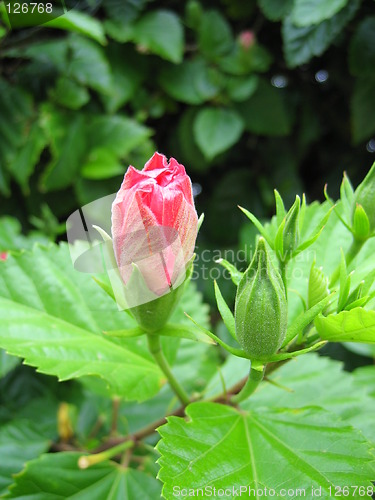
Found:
102,0 -> 148,26
5,452 -> 161,499
101,46 -> 145,113
315,308 -> 375,344
175,109 -> 210,173
0,216 -> 48,252
351,77 -> 375,144
349,17 -> 375,77
0,298 -> 162,401
198,10 -> 233,59
353,365 -> 375,397
282,0 -> 360,67
0,80 -> 33,195
84,115 -> 151,164
250,353 -> 375,443
67,35 -> 113,95
159,58 -> 222,105
133,10 -> 184,63
157,402 -> 374,497
0,419 -> 50,495
81,149 -> 124,180
0,243 -> 166,401
40,105 -> 87,191
0,350 -> 19,378
7,121 -> 47,193
41,110 -> 151,189
194,108 -> 244,160
258,0 -> 293,21
51,76 -> 90,110
236,79 -> 293,136
226,75 -> 258,102
291,0 -> 348,27
4,39 -> 69,72
44,9 -> 106,45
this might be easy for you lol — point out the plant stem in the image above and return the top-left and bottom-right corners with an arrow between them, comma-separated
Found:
231,365 -> 265,404
110,397 -> 120,435
147,333 -> 190,406
78,440 -> 134,469
279,260 -> 288,297
329,238 -> 364,287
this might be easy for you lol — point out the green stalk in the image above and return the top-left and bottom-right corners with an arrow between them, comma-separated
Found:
329,238 -> 364,287
279,260 -> 288,298
147,333 -> 190,406
231,365 -> 265,404
78,440 -> 133,469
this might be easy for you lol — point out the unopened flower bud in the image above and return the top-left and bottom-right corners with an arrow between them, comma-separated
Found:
281,195 -> 300,260
353,203 -> 370,240
235,238 -> 287,360
239,30 -> 255,50
111,152 -> 198,331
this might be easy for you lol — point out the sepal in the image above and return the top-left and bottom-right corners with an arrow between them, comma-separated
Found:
238,206 -> 274,248
130,256 -> 195,332
282,293 -> 335,347
214,281 -> 236,340
215,259 -> 243,286
184,313 -> 250,359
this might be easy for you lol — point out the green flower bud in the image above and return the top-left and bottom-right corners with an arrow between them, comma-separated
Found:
283,195 -> 300,257
354,161 -> 375,232
352,203 -> 370,240
275,195 -> 300,261
235,238 -> 288,360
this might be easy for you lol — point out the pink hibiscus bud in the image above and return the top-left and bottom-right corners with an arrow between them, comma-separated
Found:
239,30 -> 255,50
0,252 -> 7,261
111,152 -> 198,299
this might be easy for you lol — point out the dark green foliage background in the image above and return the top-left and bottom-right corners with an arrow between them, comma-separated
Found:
1,0 -> 375,248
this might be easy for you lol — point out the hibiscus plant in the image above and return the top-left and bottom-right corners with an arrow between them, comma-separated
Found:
0,154 -> 375,498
